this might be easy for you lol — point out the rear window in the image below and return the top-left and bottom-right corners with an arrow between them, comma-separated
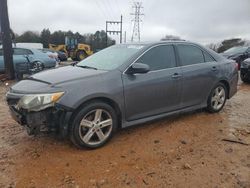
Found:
203,51 -> 215,62
177,44 -> 204,66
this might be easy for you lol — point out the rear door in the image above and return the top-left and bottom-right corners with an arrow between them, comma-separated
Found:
122,45 -> 182,121
176,44 -> 218,108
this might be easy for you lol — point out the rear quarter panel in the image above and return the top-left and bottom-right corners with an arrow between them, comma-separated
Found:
31,50 -> 56,68
218,59 -> 238,98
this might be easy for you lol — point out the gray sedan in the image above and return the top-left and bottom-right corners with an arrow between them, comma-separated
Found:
6,41 -> 238,149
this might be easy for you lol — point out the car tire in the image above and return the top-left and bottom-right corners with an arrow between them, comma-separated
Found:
16,72 -> 23,80
240,71 -> 250,83
31,61 -> 44,73
206,83 -> 227,113
70,101 -> 118,149
76,50 -> 87,61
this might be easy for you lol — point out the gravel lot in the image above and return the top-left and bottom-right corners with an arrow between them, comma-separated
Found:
0,79 -> 249,188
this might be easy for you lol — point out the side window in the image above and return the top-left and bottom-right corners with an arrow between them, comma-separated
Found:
14,48 -> 33,55
23,49 -> 33,55
0,49 -> 3,56
203,51 -> 215,62
14,48 -> 26,55
137,45 -> 176,71
177,45 -> 204,66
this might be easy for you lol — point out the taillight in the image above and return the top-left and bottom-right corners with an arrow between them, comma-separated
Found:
235,62 -> 239,70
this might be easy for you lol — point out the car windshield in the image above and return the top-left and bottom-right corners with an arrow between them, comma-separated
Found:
224,47 -> 248,54
77,44 -> 145,70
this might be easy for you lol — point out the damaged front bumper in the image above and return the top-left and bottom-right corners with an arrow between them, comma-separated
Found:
6,92 -> 73,137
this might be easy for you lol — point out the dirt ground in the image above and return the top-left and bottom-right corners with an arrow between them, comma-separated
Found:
0,80 -> 249,188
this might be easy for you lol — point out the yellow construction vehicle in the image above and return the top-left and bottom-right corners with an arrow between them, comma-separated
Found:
49,36 -> 93,61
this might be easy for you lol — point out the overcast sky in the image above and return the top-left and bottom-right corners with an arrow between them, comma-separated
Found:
8,0 -> 250,44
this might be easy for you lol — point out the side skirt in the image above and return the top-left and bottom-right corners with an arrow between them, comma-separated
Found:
121,104 -> 207,128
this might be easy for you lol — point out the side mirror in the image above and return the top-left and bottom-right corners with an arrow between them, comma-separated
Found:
126,63 -> 150,74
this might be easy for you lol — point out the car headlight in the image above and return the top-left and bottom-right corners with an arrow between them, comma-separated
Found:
18,92 -> 64,112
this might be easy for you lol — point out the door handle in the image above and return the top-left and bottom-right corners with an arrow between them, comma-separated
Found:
172,73 -> 182,79
211,66 -> 217,71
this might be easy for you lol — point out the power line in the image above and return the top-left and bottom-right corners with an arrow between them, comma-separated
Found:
97,0 -> 113,18
94,0 -> 108,19
101,0 -> 116,20
113,0 -> 123,16
131,1 -> 144,42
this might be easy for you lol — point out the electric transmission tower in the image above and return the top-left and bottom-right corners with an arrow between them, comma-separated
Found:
131,2 -> 144,42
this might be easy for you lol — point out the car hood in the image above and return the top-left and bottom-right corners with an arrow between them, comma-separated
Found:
29,66 -> 107,85
221,52 -> 242,58
9,66 -> 110,94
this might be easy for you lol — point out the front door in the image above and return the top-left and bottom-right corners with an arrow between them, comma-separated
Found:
122,45 -> 182,121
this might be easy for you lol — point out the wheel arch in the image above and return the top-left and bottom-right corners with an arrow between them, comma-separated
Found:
69,97 -> 122,129
219,79 -> 230,99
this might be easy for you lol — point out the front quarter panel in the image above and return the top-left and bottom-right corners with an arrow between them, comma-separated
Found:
56,70 -> 124,113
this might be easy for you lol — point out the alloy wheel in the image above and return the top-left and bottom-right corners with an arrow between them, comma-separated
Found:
211,86 -> 226,110
78,109 -> 113,146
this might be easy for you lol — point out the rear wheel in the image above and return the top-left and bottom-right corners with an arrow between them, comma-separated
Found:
70,102 -> 118,149
207,83 -> 227,113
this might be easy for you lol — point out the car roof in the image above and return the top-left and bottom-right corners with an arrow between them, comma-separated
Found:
126,40 -> 183,44
118,40 -> 225,62
120,40 -> 205,47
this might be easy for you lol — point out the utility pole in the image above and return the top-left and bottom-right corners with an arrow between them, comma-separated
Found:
0,0 -> 14,79
124,31 -> 127,43
106,15 -> 123,47
131,2 -> 144,42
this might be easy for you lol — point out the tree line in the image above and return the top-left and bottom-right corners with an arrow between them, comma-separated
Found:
161,35 -> 250,53
206,38 -> 250,53
13,29 -> 116,52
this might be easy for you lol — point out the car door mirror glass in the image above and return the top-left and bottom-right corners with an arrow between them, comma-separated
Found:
127,63 -> 150,74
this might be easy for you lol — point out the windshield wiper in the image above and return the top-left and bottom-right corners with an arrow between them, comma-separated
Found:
76,65 -> 98,70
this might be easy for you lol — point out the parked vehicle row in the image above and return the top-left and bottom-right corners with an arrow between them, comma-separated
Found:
0,48 -> 57,77
221,46 -> 250,67
220,46 -> 250,83
0,47 -> 69,79
6,41 -> 238,149
240,58 -> 250,83
39,48 -> 68,62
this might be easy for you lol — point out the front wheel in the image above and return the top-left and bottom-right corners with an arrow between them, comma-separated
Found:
30,61 -> 44,73
70,102 -> 118,149
206,83 -> 227,113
